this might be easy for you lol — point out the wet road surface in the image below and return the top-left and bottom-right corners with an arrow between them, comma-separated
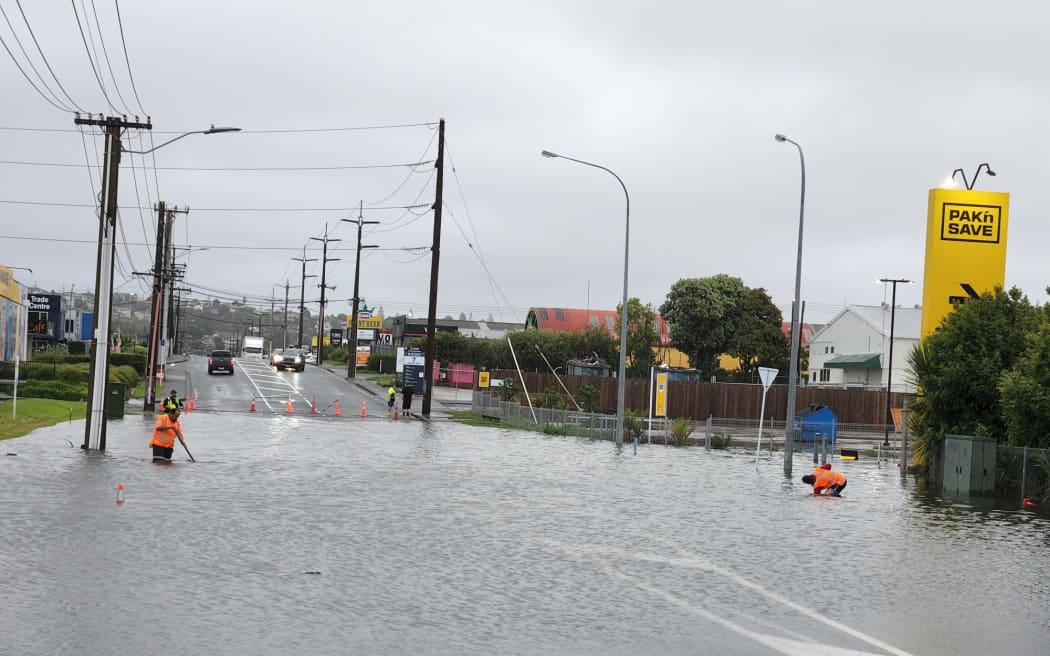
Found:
1,408 -> 1047,655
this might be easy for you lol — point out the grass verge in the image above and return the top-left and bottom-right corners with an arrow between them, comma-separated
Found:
0,399 -> 87,441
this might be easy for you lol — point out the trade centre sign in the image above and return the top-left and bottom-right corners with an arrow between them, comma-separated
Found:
920,188 -> 1009,338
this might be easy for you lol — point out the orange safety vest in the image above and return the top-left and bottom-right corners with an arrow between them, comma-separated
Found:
812,466 -> 846,492
151,414 -> 181,448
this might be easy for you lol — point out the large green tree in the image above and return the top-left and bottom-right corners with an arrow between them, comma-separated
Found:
659,275 -> 748,375
726,287 -> 789,381
617,297 -> 659,377
908,287 -> 1041,462
999,323 -> 1050,449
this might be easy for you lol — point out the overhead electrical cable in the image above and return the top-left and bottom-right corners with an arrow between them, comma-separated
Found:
13,0 -> 86,112
0,158 -> 435,171
0,199 -> 432,212
88,0 -> 134,115
112,0 -> 146,115
70,0 -> 117,113
0,4 -> 74,111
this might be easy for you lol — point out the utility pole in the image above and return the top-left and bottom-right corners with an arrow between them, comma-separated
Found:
422,119 -> 446,417
309,225 -> 340,364
75,114 -> 151,451
342,200 -> 379,379
283,280 -> 289,348
269,290 -> 276,353
292,247 -> 317,348
143,201 -> 167,411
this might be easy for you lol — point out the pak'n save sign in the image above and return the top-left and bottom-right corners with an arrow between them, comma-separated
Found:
940,202 -> 1002,243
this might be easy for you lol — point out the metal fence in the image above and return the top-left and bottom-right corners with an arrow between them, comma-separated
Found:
996,446 -> 1050,502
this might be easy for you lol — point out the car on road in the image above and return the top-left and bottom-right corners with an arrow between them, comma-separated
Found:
208,350 -> 235,375
269,348 -> 284,366
273,347 -> 305,372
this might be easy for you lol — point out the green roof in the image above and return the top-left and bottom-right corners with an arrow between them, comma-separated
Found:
824,353 -> 882,369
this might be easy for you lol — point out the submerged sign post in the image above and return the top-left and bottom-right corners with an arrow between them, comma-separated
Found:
756,367 -> 778,466
920,188 -> 1009,337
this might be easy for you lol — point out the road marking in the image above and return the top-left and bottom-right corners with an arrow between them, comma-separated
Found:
551,540 -> 916,656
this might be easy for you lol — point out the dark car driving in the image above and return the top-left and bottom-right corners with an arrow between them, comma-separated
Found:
208,350 -> 235,375
273,347 -> 305,372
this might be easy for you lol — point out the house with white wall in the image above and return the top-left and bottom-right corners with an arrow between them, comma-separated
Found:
807,304 -> 921,392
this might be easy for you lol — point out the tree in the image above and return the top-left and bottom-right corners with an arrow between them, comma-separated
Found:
999,307 -> 1050,448
726,287 -> 789,381
908,287 -> 1041,462
659,275 -> 748,375
617,297 -> 658,377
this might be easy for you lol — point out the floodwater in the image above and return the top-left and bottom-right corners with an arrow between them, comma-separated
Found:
1,411 -> 1047,656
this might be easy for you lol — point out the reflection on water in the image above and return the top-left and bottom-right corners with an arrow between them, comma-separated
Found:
1,413 -> 1047,656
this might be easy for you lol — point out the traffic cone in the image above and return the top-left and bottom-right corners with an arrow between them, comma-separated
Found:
286,396 -> 293,413
250,397 -> 256,412
116,483 -> 125,506
360,400 -> 367,418
311,398 -> 317,414
393,407 -> 399,421
333,398 -> 342,416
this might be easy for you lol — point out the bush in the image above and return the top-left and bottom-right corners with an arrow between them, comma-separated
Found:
669,419 -> 695,446
542,423 -> 570,436
624,409 -> 644,440
111,353 -> 147,375
326,346 -> 348,363
367,352 -> 396,374
576,383 -> 601,413
14,379 -> 88,401
110,365 -> 140,387
68,341 -> 87,355
498,378 -> 518,402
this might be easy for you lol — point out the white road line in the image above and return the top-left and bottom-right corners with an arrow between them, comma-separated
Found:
551,541 -> 916,656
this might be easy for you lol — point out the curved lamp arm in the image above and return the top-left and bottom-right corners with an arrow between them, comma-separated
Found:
122,126 -> 241,154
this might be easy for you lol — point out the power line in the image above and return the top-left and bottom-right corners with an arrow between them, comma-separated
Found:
70,0 -> 117,113
0,4 -> 74,111
87,0 -> 133,114
13,0 -> 86,112
0,199 -> 432,212
0,234 -> 437,252
113,0 -> 146,115
0,158 -> 436,171
0,122 -> 437,133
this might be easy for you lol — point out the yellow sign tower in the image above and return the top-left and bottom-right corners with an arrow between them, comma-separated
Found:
920,188 -> 1009,337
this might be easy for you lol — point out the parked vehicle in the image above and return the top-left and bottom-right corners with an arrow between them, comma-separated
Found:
269,348 -> 284,366
208,350 -> 235,375
273,347 -> 305,372
243,336 -> 265,358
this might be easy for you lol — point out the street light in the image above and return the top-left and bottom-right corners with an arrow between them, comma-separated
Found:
878,278 -> 912,447
949,163 -> 996,190
7,266 -> 33,273
80,122 -> 239,451
122,126 -> 241,154
775,133 -> 806,478
542,149 -> 630,447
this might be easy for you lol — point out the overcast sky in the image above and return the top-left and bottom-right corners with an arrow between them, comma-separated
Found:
2,1 -> 1046,326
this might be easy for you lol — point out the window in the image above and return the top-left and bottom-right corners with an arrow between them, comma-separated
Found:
818,368 -> 831,382
554,308 -> 564,321
28,311 -> 48,335
65,319 -> 74,333
824,345 -> 835,354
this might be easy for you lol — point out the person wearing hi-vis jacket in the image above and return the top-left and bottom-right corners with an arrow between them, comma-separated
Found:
151,406 -> 185,462
802,463 -> 847,496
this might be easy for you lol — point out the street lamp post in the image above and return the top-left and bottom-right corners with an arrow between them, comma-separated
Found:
541,149 -> 630,447
76,117 -> 238,451
775,133 -> 806,478
878,278 -> 912,447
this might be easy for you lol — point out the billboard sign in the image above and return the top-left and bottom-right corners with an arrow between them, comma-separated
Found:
921,188 -> 1009,338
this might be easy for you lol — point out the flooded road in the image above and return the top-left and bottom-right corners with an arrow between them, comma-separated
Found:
1,411 -> 1047,655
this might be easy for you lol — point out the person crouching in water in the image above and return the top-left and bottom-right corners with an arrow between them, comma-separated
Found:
151,406 -> 184,462
802,462 -> 847,496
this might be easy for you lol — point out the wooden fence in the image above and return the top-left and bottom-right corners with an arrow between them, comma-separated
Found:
489,370 -> 908,425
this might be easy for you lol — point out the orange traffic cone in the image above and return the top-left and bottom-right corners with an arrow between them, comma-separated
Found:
333,398 -> 342,416
286,396 -> 293,414
359,400 -> 367,418
311,398 -> 317,414
393,406 -> 399,421
250,397 -> 256,412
